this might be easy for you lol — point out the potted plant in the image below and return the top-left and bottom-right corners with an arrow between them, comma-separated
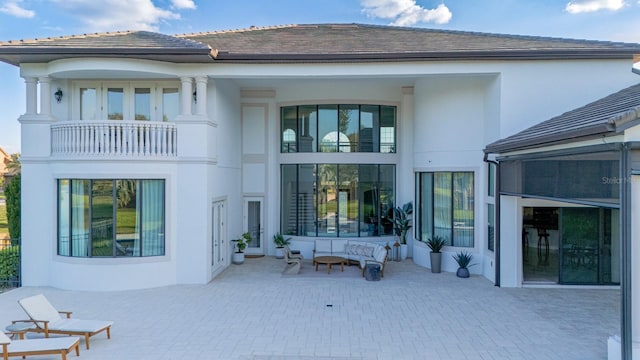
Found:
393,202 -> 413,260
232,232 -> 251,264
453,250 -> 475,278
426,236 -> 447,273
273,232 -> 291,259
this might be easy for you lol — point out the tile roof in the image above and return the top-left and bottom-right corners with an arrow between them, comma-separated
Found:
1,23 -> 639,66
0,31 -> 213,65
484,83 -> 640,153
176,23 -> 640,62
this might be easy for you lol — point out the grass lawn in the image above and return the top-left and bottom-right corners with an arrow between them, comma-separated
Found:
0,204 -> 8,238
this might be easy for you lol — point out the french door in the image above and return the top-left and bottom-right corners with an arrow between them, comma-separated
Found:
243,197 -> 264,255
212,200 -> 226,272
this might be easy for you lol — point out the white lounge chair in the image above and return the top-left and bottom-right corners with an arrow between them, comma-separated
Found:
0,331 -> 80,360
15,294 -> 113,349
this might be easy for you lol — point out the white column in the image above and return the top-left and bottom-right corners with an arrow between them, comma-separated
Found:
24,77 -> 38,115
39,76 -> 51,116
195,76 -> 208,116
633,176 -> 640,347
180,77 -> 193,116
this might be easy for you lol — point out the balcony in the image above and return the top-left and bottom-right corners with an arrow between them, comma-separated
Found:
51,121 -> 177,158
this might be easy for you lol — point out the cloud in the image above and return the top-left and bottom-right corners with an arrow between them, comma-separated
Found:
0,0 -> 35,18
565,0 -> 626,13
171,0 -> 196,10
49,0 -> 182,32
361,0 -> 452,26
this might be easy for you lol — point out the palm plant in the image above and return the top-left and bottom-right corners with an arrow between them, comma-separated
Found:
393,202 -> 413,244
426,236 -> 447,253
273,232 -> 291,247
453,251 -> 474,269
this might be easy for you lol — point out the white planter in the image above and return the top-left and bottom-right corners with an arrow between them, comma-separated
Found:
232,252 -> 245,264
275,247 -> 284,259
400,244 -> 408,260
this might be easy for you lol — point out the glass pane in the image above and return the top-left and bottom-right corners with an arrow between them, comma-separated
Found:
281,165 -> 298,236
380,106 -> 396,153
281,106 -> 297,153
298,105 -> 317,152
318,164 -> 337,235
488,203 -> 495,251
58,180 -> 70,256
162,88 -> 179,122
247,200 -> 261,248
488,163 -> 496,197
338,164 -> 358,236
338,105 -> 358,152
606,209 -> 620,284
359,165 -> 379,236
379,164 -> 395,235
299,165 -> 316,236
71,180 -> 90,256
318,105 -> 338,152
453,172 -> 474,247
141,180 -> 165,256
561,207 -> 599,284
80,88 -> 97,120
417,173 -> 434,242
360,105 -> 378,152
107,88 -> 124,120
91,180 -> 114,256
115,180 -> 138,257
134,88 -> 151,121
434,173 -> 452,245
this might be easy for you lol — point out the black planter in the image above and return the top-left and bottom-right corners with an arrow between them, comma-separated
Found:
456,267 -> 470,278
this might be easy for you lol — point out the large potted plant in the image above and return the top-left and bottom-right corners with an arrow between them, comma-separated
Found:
273,232 -> 291,259
393,202 -> 413,260
453,250 -> 474,278
426,236 -> 447,273
232,232 -> 251,264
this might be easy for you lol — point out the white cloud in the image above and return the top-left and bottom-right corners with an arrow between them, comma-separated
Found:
49,0 -> 181,32
0,0 -> 35,18
565,0 -> 625,13
171,0 -> 196,10
361,0 -> 452,26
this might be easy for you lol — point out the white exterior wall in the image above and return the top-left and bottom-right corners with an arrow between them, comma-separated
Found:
15,55 -> 640,290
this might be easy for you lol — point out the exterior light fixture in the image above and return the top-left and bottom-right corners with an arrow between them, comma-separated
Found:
54,88 -> 63,103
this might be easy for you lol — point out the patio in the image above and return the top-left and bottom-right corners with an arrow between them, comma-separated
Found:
0,257 -> 619,359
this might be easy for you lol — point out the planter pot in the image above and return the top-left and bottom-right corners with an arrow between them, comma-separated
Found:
232,252 -> 245,264
429,252 -> 442,273
400,244 -> 408,260
275,247 -> 284,259
456,267 -> 470,278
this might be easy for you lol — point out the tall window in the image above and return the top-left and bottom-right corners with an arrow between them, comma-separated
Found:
416,172 -> 474,247
58,179 -> 165,257
281,105 -> 396,153
281,164 -> 395,237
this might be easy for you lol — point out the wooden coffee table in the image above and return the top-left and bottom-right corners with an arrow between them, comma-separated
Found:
314,256 -> 346,274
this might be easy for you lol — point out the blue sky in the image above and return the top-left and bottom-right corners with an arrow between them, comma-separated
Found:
1,0 -> 639,153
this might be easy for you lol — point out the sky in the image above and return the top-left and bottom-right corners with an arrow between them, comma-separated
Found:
0,0 -> 639,154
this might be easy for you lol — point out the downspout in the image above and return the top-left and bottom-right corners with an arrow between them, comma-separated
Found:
483,152 -> 500,287
620,142 -> 632,360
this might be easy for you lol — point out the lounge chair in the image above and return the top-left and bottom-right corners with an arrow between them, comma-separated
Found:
282,245 -> 303,275
14,294 -> 113,349
0,331 -> 80,360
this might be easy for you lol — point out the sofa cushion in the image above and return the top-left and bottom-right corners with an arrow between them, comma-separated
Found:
373,246 -> 386,262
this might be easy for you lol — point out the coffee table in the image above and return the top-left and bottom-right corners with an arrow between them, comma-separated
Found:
314,255 -> 346,274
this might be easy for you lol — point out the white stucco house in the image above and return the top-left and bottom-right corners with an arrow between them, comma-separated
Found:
1,23 -> 640,357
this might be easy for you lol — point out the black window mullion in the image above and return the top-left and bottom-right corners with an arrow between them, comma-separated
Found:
138,180 -> 143,257
112,180 -> 117,257
88,180 -> 93,257
450,173 -> 455,247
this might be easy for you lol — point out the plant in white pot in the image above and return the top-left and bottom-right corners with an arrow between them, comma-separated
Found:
426,236 -> 447,273
273,232 -> 291,259
393,202 -> 413,260
453,250 -> 475,278
232,232 -> 251,264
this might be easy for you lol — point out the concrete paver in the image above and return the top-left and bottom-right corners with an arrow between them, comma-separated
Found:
0,257 -> 619,359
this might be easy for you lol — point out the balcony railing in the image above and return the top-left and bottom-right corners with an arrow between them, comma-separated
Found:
51,121 -> 177,158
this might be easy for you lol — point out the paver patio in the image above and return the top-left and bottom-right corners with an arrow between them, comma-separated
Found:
0,257 -> 619,359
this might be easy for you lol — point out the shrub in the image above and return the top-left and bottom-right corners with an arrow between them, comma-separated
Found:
4,174 -> 20,240
0,245 -> 19,283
